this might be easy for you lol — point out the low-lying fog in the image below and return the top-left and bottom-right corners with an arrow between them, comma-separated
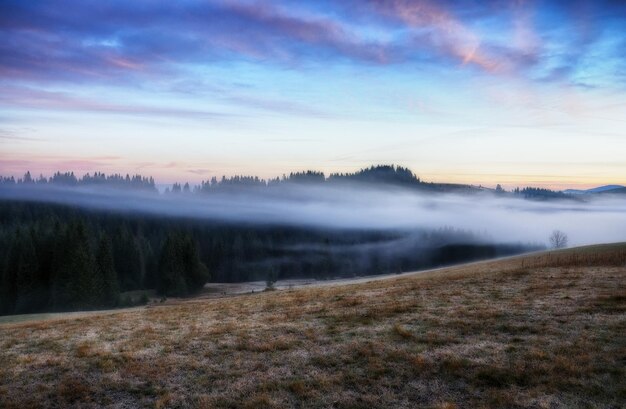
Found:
1,183 -> 625,247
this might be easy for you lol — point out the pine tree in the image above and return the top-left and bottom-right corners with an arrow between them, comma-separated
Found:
157,234 -> 187,296
139,237 -> 157,289
180,235 -> 209,291
51,221 -> 96,310
0,255 -> 7,314
1,232 -> 20,314
113,226 -> 144,291
96,234 -> 119,307
13,230 -> 40,313
157,233 -> 209,297
0,229 -> 41,314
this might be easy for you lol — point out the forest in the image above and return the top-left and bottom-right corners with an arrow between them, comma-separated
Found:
0,166 -> 546,316
0,166 -> 572,200
0,200 -> 540,316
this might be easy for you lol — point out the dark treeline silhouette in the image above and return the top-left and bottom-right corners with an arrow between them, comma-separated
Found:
1,171 -> 156,191
0,200 -> 541,316
513,187 -> 569,200
193,165 -> 480,193
1,165 -> 579,200
0,201 -> 209,315
0,221 -> 120,314
2,165 -> 477,193
329,165 -> 419,184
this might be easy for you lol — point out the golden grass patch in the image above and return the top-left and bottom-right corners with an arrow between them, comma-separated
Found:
1,243 -> 625,408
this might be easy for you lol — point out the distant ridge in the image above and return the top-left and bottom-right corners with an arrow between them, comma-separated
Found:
587,185 -> 625,193
563,185 -> 625,195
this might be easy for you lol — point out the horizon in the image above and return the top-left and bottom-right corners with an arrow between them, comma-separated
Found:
1,1 -> 625,190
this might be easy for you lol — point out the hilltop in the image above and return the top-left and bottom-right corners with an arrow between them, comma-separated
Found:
0,165 -> 480,194
564,185 -> 626,195
1,244 -> 624,408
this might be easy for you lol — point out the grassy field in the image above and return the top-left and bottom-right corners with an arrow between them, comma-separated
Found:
1,244 -> 625,408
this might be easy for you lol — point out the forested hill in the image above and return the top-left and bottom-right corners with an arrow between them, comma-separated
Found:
1,165 -> 572,199
0,199 -> 541,316
0,165 -> 561,316
0,165 -> 476,192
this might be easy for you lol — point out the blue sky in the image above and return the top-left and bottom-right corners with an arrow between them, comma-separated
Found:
1,0 -> 625,188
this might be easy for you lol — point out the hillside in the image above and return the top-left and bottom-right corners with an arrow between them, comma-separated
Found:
1,244 -> 625,408
564,185 -> 626,195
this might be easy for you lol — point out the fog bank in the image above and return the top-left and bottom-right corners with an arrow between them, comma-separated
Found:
1,183 -> 625,247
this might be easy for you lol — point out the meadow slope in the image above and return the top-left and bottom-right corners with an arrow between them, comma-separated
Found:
1,244 -> 625,408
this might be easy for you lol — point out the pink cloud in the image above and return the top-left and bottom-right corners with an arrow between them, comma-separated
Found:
0,85 -> 228,119
0,154 -> 117,177
373,0 -> 504,72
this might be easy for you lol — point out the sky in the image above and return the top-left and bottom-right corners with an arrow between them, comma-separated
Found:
1,0 -> 625,189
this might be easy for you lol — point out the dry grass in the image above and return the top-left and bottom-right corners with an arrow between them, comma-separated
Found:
1,243 -> 625,408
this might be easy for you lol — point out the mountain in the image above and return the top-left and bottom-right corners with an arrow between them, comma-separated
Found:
564,185 -> 625,195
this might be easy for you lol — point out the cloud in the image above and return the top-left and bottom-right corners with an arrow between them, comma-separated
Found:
0,0 -> 623,98
0,85 -> 230,119
0,129 -> 43,142
0,0 -> 392,85
0,154 -> 119,176
187,169 -> 214,176
370,0 -> 504,71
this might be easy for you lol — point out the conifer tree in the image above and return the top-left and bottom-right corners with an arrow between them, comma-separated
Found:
52,221 -> 96,309
13,230 -> 39,313
1,232 -> 20,314
96,234 -> 119,307
157,233 -> 208,297
113,226 -> 144,291
157,234 -> 188,296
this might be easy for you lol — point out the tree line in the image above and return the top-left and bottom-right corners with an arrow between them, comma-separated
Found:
0,204 -> 208,315
1,165 -> 471,194
1,171 -> 157,191
2,166 -> 579,199
0,200 -> 541,316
